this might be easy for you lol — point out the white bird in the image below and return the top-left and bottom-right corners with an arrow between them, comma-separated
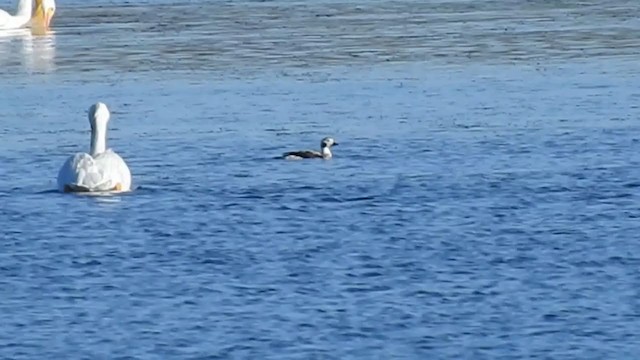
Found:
57,102 -> 132,193
0,0 -> 55,31
283,137 -> 339,160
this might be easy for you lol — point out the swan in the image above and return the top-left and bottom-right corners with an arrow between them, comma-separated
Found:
57,102 -> 132,193
0,0 -> 55,30
283,137 -> 339,160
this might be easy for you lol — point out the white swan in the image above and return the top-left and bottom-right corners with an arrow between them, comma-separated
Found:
0,0 -> 55,30
57,102 -> 132,193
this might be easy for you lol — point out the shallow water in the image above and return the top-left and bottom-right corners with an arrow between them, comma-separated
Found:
1,0 -> 640,358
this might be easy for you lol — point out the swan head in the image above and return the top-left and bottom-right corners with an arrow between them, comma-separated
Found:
321,137 -> 338,149
89,102 -> 110,131
32,0 -> 56,30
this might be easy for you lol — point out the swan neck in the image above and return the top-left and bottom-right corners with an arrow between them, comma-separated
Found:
90,125 -> 107,156
15,0 -> 32,17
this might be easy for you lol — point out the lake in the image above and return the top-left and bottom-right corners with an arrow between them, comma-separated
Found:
1,0 -> 639,358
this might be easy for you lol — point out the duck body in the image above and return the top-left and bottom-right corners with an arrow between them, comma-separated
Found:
283,150 -> 324,160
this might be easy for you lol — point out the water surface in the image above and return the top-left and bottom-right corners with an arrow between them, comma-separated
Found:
1,0 -> 640,358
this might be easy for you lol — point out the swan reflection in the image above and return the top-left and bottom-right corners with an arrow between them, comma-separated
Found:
0,28 -> 55,73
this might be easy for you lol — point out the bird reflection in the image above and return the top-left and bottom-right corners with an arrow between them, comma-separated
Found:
0,27 -> 56,73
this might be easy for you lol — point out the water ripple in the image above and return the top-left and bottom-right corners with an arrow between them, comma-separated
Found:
1,0 -> 640,359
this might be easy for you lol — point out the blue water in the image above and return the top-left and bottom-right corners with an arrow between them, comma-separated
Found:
1,0 -> 640,358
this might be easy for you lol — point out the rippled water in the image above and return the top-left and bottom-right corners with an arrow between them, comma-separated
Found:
1,0 -> 640,358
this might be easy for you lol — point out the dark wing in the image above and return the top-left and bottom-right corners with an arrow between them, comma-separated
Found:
283,150 -> 322,159
63,184 -> 92,193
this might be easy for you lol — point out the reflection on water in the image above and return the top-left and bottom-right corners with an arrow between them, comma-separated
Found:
3,0 -> 638,76
89,193 -> 125,207
0,28 -> 56,74
23,30 -> 56,73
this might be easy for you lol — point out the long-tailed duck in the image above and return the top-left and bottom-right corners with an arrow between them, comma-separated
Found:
283,137 -> 339,160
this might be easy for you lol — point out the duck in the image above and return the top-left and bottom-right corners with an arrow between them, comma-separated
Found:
57,102 -> 132,193
283,137 -> 339,160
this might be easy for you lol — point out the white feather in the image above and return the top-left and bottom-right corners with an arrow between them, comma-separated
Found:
0,0 -> 32,30
57,150 -> 131,192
